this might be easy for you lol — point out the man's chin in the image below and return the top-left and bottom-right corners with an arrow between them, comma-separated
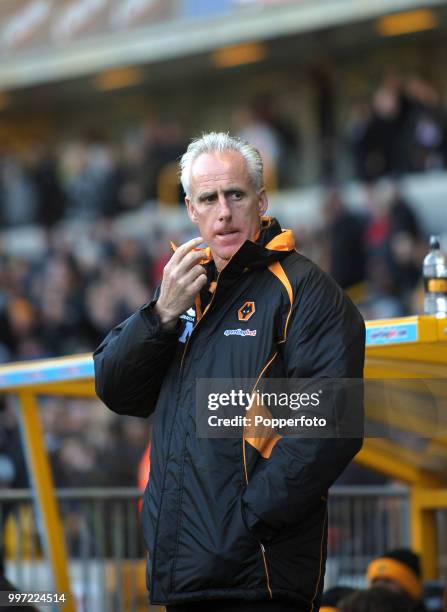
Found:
215,245 -> 242,262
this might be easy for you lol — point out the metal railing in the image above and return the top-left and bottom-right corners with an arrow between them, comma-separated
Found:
326,485 -> 410,588
436,509 -> 447,580
1,488 -> 157,612
0,485 -> 419,610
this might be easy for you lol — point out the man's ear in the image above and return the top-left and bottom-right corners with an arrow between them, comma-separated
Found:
185,196 -> 199,223
258,188 -> 268,216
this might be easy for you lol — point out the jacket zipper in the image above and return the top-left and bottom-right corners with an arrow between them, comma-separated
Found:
260,543 -> 273,599
151,274 -> 221,597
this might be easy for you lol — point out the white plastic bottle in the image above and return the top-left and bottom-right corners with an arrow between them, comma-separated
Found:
423,236 -> 447,316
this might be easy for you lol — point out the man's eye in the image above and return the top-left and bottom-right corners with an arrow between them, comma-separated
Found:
231,192 -> 243,200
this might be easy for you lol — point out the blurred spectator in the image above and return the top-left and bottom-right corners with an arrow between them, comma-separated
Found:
232,105 -> 281,186
310,66 -> 337,181
27,142 -> 66,227
143,120 -> 187,202
323,188 -> 367,289
98,419 -> 149,487
404,76 -> 447,173
366,548 -> 427,612
387,185 -> 424,300
320,586 -> 356,611
345,98 -> 373,181
360,182 -> 424,318
61,131 -> 122,220
339,587 -> 415,612
52,436 -> 101,488
347,74 -> 447,181
251,93 -> 300,187
356,77 -> 403,181
361,184 -> 403,318
0,154 -> 37,227
118,136 -> 148,213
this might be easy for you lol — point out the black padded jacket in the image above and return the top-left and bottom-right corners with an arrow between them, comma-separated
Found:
94,217 -> 365,610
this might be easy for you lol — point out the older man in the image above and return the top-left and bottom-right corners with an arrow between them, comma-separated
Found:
94,132 -> 365,611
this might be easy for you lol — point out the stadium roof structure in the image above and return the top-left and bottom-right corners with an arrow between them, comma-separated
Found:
0,0 -> 446,89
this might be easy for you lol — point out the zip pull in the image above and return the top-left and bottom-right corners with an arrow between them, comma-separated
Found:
258,541 -> 273,598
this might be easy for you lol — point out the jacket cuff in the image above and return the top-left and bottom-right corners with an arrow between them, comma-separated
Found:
139,301 -> 181,337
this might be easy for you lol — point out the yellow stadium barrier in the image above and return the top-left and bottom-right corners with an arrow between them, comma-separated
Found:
0,355 -> 93,612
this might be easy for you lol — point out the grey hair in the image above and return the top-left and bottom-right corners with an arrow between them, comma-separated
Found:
180,132 -> 264,198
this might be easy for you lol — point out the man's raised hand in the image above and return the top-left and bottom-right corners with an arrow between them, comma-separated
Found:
154,237 -> 207,329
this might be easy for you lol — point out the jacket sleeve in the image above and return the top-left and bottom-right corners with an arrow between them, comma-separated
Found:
241,263 -> 365,541
93,302 -> 179,417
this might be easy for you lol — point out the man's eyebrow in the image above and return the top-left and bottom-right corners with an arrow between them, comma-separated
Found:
224,187 -> 245,196
197,187 -> 246,202
197,191 -> 217,202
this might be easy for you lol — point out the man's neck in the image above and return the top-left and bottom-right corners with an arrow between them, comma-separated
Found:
215,257 -> 229,273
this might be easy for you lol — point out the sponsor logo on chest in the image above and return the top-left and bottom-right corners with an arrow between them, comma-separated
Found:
225,300 -> 257,337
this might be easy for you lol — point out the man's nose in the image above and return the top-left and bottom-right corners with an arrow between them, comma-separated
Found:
217,194 -> 232,220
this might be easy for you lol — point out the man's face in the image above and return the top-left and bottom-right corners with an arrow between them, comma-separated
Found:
185,150 -> 268,271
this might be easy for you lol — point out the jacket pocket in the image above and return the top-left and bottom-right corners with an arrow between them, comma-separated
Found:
262,499 -> 328,600
173,491 -> 265,593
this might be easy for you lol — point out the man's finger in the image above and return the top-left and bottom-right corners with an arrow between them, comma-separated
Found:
191,273 -> 207,293
183,265 -> 207,287
172,237 -> 204,261
177,249 -> 207,275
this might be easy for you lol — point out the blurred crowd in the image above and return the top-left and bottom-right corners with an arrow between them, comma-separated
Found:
1,73 -> 445,228
321,181 -> 425,320
0,227 -> 150,362
345,74 -> 447,182
0,122 -> 187,228
0,94 -> 300,229
0,180 -> 426,364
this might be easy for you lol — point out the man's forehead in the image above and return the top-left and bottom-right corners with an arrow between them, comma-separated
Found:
190,150 -> 249,185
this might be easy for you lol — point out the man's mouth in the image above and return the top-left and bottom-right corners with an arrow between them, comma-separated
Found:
217,230 -> 239,237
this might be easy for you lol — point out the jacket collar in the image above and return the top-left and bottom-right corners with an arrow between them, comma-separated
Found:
213,216 -> 295,277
